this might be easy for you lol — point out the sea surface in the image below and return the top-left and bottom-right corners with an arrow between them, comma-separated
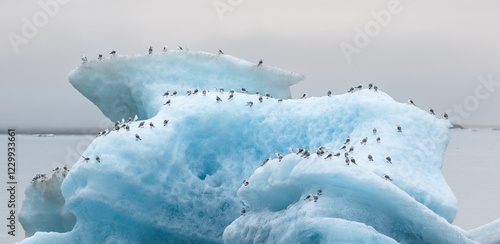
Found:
0,129 -> 499,243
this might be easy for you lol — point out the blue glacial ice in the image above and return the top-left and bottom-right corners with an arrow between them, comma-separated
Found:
19,51 -> 488,243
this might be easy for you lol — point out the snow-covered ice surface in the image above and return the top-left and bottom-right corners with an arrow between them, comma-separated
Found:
17,51 -> 493,243
469,218 -> 500,244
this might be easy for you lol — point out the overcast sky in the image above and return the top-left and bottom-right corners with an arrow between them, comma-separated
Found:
1,0 -> 499,133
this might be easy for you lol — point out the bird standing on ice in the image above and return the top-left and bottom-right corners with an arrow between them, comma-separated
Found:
135,134 -> 142,141
148,46 -> 153,54
301,92 -> 307,99
81,55 -> 87,63
241,208 -> 246,216
258,59 -> 263,66
397,125 -> 402,133
303,194 -> 312,200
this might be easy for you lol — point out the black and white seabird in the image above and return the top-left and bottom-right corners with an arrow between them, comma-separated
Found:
265,93 -> 271,99
327,90 -> 332,97
241,87 -> 248,93
82,156 -> 90,162
218,49 -> 224,55
202,90 -> 207,96
429,107 -> 435,116
258,59 -> 263,66
164,99 -> 171,106
303,194 -> 312,200
374,86 -> 378,91
278,99 -> 283,102
246,101 -> 253,107
313,195 -> 319,202
373,128 -> 377,135
138,122 -> 145,128
164,120 -> 169,126
340,145 -> 347,150
98,54 -> 103,60
243,180 -> 249,186
348,87 -> 354,93
81,55 -> 88,63
317,188 -> 322,196
345,157 -> 350,165
228,94 -> 234,100
178,46 -> 183,50
376,137 -> 381,143
368,155 -> 374,161
296,148 -> 304,155
348,146 -> 354,153
368,82 -> 373,90
444,112 -> 449,120
96,156 -> 100,163
344,137 -> 350,145
229,89 -> 234,94
216,96 -> 222,102
278,154 -> 283,162
334,152 -> 341,157
259,96 -> 263,103
386,156 -> 392,164
262,157 -> 271,166
172,91 -> 177,96
301,92 -> 307,99
360,137 -> 368,145
325,153 -> 333,159
135,134 -> 142,141
149,122 -> 155,128
241,208 -> 246,216
148,46 -> 153,54
289,147 -> 294,154
186,90 -> 192,96
302,150 -> 311,158
350,157 -> 357,165
383,173 -> 393,181
344,152 -> 349,157
220,88 -> 224,93
163,46 -> 168,52
397,125 -> 402,133
110,50 -> 116,55
193,88 -> 199,95
408,98 -> 416,106
356,84 -> 362,89
126,125 -> 130,131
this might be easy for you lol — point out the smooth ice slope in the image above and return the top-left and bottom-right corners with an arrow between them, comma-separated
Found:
20,51 -> 479,243
469,218 -> 500,244
68,51 -> 303,122
19,170 -> 76,237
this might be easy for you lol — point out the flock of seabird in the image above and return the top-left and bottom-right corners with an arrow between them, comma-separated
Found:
81,47 -> 264,66
30,166 -> 69,183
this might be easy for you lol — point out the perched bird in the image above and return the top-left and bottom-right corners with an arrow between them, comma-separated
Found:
163,46 -> 168,52
373,128 -> 377,135
220,88 -> 224,93
126,125 -> 130,131
164,120 -> 169,126
313,195 -> 319,202
296,148 -> 305,155
148,46 -> 153,54
218,49 -> 224,55
325,153 -> 333,159
397,125 -> 402,133
334,152 -> 340,157
368,155 -> 374,161
262,157 -> 271,166
429,107 -> 435,116
444,112 -> 449,120
278,154 -> 283,162
317,188 -> 322,196
202,90 -> 207,96
408,98 -> 416,106
278,99 -> 283,102
193,88 -> 199,95
383,174 -> 393,181
246,101 -> 253,107
302,150 -> 311,158
96,156 -> 100,163
256,91 -> 260,95
110,50 -> 116,55
265,93 -> 271,99
289,147 -> 294,154
82,156 -> 90,162
98,54 -> 103,60
344,152 -> 349,157
163,91 -> 170,97
368,82 -> 373,90
350,157 -> 357,165
229,89 -> 235,94
135,134 -> 142,141
164,99 -> 171,106
186,90 -> 192,96
138,122 -> 145,128
241,208 -> 246,216
304,194 -> 312,200
349,146 -> 354,153
243,180 -> 249,186
327,90 -> 332,97
228,94 -> 234,100
301,92 -> 307,99
348,87 -> 355,93
345,157 -> 350,165
259,96 -> 263,103
356,84 -> 362,89
149,122 -> 155,128
376,137 -> 381,143
216,96 -> 222,102
360,137 -> 368,145
241,87 -> 248,93
258,59 -> 263,66
178,46 -> 183,50
172,91 -> 177,96
374,86 -> 378,91
386,156 -> 392,164
340,145 -> 347,150
81,54 -> 88,63
344,137 -> 350,145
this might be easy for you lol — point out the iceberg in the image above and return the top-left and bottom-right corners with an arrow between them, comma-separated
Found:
19,51 -> 484,243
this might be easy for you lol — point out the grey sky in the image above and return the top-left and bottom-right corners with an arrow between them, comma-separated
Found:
1,0 -> 499,133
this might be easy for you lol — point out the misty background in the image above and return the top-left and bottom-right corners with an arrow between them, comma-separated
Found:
1,0 -> 499,133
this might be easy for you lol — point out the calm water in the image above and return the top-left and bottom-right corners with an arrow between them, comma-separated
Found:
0,129 -> 499,242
